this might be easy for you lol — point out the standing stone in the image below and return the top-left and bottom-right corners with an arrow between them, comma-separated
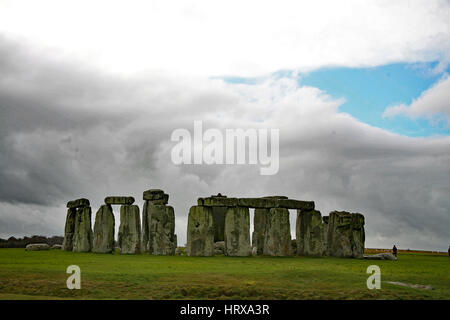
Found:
252,208 -> 270,255
118,205 -> 141,254
62,208 -> 77,251
322,216 -> 329,251
142,200 -> 149,252
186,206 -> 214,256
326,211 -> 365,258
263,208 -> 292,256
224,206 -> 251,256
148,204 -> 176,255
351,213 -> 365,258
93,204 -> 115,253
296,209 -> 325,256
72,206 -> 93,252
212,206 -> 227,241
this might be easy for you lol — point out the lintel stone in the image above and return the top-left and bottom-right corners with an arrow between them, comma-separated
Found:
104,196 -> 135,205
67,198 -> 90,209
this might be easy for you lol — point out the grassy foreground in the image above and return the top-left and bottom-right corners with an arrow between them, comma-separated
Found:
0,249 -> 448,300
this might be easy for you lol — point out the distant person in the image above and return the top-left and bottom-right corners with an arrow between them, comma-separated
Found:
448,246 -> 449,259
392,245 -> 398,257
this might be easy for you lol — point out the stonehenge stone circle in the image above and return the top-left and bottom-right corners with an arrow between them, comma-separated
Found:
296,209 -> 325,256
224,206 -> 251,256
118,204 -> 141,254
93,204 -> 115,253
73,206 -> 93,252
263,208 -> 292,256
62,191 -> 366,258
186,205 -> 215,256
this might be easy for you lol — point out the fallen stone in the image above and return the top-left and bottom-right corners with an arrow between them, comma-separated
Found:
93,204 -> 115,253
277,199 -> 315,211
118,205 -> 141,254
296,210 -> 325,256
72,206 -> 93,252
175,247 -> 186,255
224,206 -> 251,256
62,207 -> 77,251
326,211 -> 365,258
186,206 -> 215,256
364,253 -> 397,260
104,196 -> 135,205
197,197 -> 238,207
263,208 -> 292,256
66,198 -> 90,209
252,208 -> 270,255
148,204 -> 176,255
51,244 -> 62,249
25,243 -> 50,251
214,241 -> 225,255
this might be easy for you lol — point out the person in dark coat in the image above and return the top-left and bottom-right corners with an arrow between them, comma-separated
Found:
448,246 -> 450,259
392,245 -> 398,257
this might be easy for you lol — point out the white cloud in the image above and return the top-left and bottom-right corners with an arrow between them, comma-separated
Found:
383,74 -> 450,123
0,0 -> 449,76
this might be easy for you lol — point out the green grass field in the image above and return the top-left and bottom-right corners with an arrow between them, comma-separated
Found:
0,249 -> 448,300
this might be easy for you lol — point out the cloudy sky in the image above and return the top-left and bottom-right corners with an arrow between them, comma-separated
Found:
0,0 -> 449,251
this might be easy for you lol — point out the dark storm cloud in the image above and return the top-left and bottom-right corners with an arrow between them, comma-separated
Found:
0,36 -> 449,250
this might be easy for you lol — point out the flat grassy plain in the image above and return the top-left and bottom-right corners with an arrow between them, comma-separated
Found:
0,249 -> 448,300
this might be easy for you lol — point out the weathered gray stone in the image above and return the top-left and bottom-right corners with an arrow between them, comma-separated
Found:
252,208 -> 270,255
277,199 -> 315,211
62,208 -> 77,251
291,239 -> 297,255
143,189 -> 165,201
67,198 -> 90,209
364,252 -> 397,260
93,204 -> 115,253
72,206 -> 93,252
224,206 -> 251,256
141,201 -> 149,252
214,241 -> 225,255
118,205 -> 141,254
263,208 -> 292,256
25,243 -> 50,251
238,198 -> 279,208
212,206 -> 227,241
296,210 -> 325,256
104,196 -> 135,205
197,197 -> 238,207
175,247 -> 186,255
186,206 -> 214,256
51,244 -> 62,249
322,216 -> 329,250
326,211 -> 365,258
148,204 -> 176,255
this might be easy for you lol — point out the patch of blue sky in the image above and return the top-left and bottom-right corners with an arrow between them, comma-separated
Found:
221,62 -> 450,137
